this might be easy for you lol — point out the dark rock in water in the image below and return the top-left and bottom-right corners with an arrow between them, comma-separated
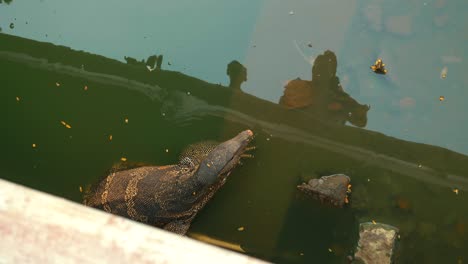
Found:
297,174 -> 350,207
354,222 -> 399,264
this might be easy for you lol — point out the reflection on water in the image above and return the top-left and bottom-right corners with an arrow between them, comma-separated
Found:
1,0 -> 467,262
227,60 -> 247,91
0,0 -> 13,5
124,54 -> 164,71
279,50 -> 370,127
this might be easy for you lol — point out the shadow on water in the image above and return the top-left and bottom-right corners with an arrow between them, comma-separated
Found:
279,50 -> 370,128
1,33 -> 468,263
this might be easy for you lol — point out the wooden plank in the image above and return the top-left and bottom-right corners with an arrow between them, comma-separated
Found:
0,179 -> 268,264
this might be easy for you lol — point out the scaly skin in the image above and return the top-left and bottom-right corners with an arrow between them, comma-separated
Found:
84,130 -> 254,234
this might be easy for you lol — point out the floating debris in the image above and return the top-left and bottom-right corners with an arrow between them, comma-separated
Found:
9,23 -> 14,29
109,135 -> 113,141
440,66 -> 448,79
124,118 -> 129,124
237,226 -> 245,231
453,188 -> 459,195
120,157 -> 127,162
56,82 -> 61,87
165,149 -> 169,153
289,11 -> 294,15
32,143 -> 37,148
84,85 -> 88,91
372,220 -> 377,224
60,120 -> 72,129
307,42 -> 313,48
16,96 -> 20,102
439,96 -> 445,101
187,91 -> 191,95
328,248 -> 333,253
299,252 -> 304,256
370,58 -> 387,74
240,154 -> 254,159
395,196 -> 411,210
418,164 -> 422,168
79,186 -> 83,192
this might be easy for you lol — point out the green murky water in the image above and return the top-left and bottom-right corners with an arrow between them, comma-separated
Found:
1,1 -> 468,263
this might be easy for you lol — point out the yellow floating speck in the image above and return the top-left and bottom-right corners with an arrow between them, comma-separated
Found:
328,248 -> 333,253
207,163 -> 211,167
79,186 -> 83,192
439,96 -> 445,101
165,149 -> 169,153
372,220 -> 377,224
109,135 -> 113,141
32,143 -> 36,148
299,253 -> 304,256
124,118 -> 129,124
84,85 -> 88,91
237,226 -> 245,231
440,66 -> 448,79
453,188 -> 459,195
56,82 -> 61,87
16,96 -> 20,102
120,157 -> 127,162
60,121 -> 72,129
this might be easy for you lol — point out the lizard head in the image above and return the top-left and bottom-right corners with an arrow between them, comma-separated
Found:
193,129 -> 254,186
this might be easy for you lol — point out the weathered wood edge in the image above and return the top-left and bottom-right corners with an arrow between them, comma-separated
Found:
0,179 -> 269,264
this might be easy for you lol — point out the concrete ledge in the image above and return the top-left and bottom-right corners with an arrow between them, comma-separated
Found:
0,179 -> 268,264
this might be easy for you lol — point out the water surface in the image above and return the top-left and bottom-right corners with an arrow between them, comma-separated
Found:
1,1 -> 468,263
